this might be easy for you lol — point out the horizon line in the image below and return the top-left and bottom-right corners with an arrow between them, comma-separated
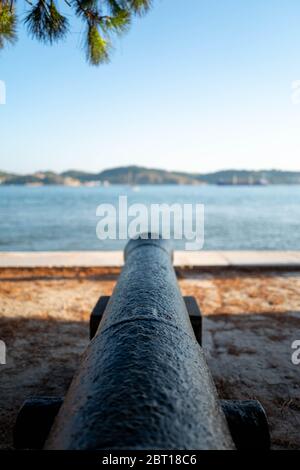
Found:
2,165 -> 300,176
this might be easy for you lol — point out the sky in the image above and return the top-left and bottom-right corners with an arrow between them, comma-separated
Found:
1,0 -> 300,174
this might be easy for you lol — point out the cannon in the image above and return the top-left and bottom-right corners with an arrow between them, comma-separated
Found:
14,235 -> 270,450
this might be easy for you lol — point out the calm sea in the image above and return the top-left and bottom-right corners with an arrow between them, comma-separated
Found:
0,185 -> 299,251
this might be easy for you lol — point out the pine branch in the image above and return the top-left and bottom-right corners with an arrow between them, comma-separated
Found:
0,0 -> 153,64
25,0 -> 69,44
0,2 -> 17,49
86,22 -> 109,65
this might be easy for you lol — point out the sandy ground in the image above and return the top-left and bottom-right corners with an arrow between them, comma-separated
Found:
0,266 -> 300,449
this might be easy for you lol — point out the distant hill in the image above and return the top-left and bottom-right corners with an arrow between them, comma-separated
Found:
1,166 -> 300,185
94,166 -> 199,185
197,169 -> 300,185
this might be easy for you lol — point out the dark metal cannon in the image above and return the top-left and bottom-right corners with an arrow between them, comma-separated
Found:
14,235 -> 270,450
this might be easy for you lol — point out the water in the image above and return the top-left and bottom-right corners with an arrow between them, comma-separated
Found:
0,185 -> 300,251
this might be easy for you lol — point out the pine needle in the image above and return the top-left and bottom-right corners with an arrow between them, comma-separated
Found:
25,0 -> 69,44
86,23 -> 109,65
0,2 -> 18,49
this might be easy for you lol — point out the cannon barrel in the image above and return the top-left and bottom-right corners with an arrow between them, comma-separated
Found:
44,236 -> 234,449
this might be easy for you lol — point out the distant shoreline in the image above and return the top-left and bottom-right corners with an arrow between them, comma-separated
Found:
1,183 -> 300,188
1,165 -> 300,186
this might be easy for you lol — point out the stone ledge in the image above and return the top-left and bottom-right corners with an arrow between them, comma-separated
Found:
1,251 -> 300,268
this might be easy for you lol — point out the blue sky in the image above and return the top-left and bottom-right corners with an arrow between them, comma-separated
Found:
1,0 -> 300,174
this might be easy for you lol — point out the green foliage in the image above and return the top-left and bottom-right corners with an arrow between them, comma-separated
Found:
25,1 -> 68,44
102,8 -> 131,34
129,0 -> 152,15
0,2 -> 17,49
0,0 -> 151,64
86,23 -> 109,64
